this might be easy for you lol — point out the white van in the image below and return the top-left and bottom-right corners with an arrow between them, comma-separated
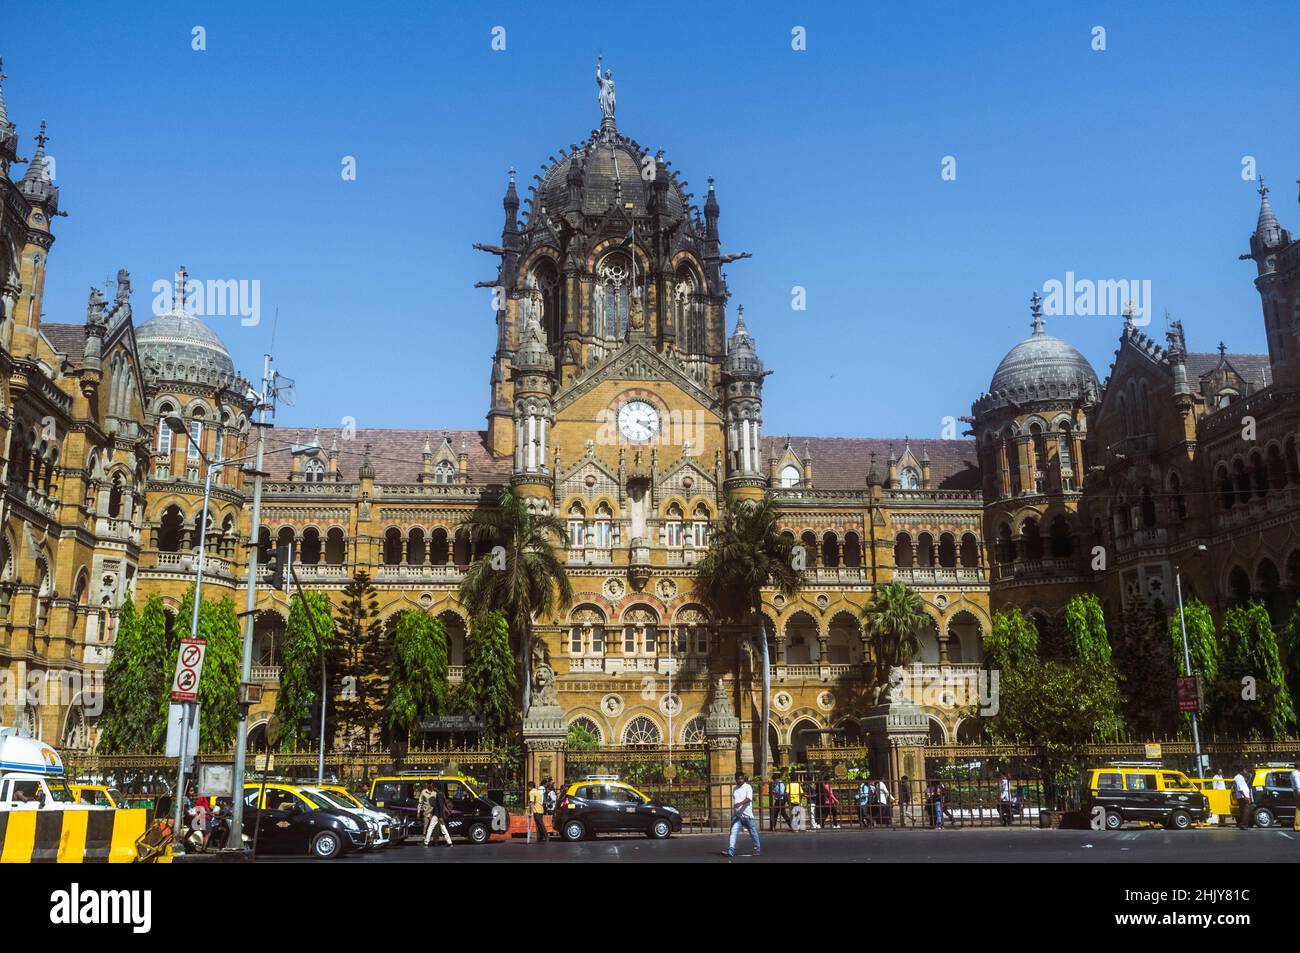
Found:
0,728 -> 101,811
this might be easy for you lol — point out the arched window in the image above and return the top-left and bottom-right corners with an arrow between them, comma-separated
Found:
960,532 -> 980,568
898,467 -> 919,490
156,403 -> 175,455
567,503 -> 587,548
665,503 -> 684,548
1049,515 -> 1072,557
525,258 -> 562,347
187,408 -> 204,462
779,464 -> 802,488
622,716 -> 661,747
383,528 -> 403,565
1169,472 -> 1187,520
325,528 -> 347,565
433,460 -> 455,484
569,716 -> 603,744
894,532 -> 913,568
158,505 -> 184,552
844,532 -> 862,567
916,532 -> 934,567
1140,487 -> 1157,528
593,502 -> 613,548
407,528 -> 426,565
822,532 -> 839,567
1021,518 -> 1043,560
300,527 -> 322,565
938,533 -> 957,568
107,473 -> 123,518
690,504 -> 710,548
593,252 -> 635,340
304,458 -> 326,482
673,264 -> 706,354
996,523 -> 1014,563
429,528 -> 449,565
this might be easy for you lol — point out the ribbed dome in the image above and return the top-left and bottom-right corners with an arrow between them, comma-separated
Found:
536,129 -> 690,220
989,327 -> 1097,398
136,310 -> 237,387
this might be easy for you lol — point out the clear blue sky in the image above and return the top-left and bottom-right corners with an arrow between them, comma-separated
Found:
4,0 -> 1298,440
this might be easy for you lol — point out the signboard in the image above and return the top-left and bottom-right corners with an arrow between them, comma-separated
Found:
1176,675 -> 1201,713
170,637 -> 207,703
198,763 -> 234,797
164,703 -> 201,765
1144,743 -> 1162,760
417,715 -> 485,733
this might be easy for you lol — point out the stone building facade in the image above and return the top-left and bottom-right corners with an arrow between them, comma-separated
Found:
1,65 -> 1295,771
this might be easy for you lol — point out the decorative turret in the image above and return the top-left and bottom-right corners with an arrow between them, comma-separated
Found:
722,306 -> 768,496
502,166 -> 520,252
1246,178 -> 1287,277
358,443 -> 376,481
19,121 -> 59,214
704,176 -> 720,243
510,312 -> 555,495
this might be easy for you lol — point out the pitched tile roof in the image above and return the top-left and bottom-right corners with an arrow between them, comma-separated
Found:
40,323 -> 86,367
1185,351 -> 1272,387
762,435 -> 981,491
261,428 -> 512,484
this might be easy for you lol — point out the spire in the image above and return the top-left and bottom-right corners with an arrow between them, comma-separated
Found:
1029,290 -> 1045,335
1252,177 -> 1283,247
704,176 -> 719,240
173,266 -> 189,314
0,56 -> 14,166
18,120 -> 59,211
0,55 -> 10,130
359,443 -> 375,480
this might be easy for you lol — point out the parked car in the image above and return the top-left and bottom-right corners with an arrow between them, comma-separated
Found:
554,775 -> 682,841
244,782 -> 372,859
1081,763 -> 1209,830
302,784 -> 400,847
1246,764 -> 1299,828
368,772 -> 506,844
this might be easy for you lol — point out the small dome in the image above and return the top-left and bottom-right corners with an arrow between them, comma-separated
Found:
136,310 -> 237,387
536,129 -> 689,220
989,330 -> 1097,397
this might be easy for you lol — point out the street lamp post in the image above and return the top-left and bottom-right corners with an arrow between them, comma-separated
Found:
1175,544 -> 1209,779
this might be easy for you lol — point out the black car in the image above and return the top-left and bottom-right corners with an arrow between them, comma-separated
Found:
243,784 -> 372,859
554,778 -> 682,841
368,774 -> 507,844
1250,768 -> 1299,828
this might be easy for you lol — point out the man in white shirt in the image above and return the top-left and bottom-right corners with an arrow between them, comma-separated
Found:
998,772 -> 1013,826
724,771 -> 761,858
1232,767 -> 1254,829
1211,770 -> 1225,790
1291,761 -> 1300,832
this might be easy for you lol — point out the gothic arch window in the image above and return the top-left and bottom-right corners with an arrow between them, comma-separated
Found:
158,505 -> 185,552
428,528 -> 448,565
593,502 -> 613,548
1140,487 -> 1157,528
569,716 -> 603,744
898,466 -> 920,490
156,402 -> 175,456
938,532 -> 957,568
916,532 -> 934,567
673,264 -> 705,354
682,716 -> 706,747
843,532 -> 862,567
526,258 -> 562,347
325,527 -> 347,565
960,532 -> 980,568
593,251 -> 634,340
1117,394 -> 1131,437
822,532 -> 839,567
1227,565 -> 1250,606
567,502 -> 587,548
433,460 -> 455,484
664,503 -> 684,548
779,464 -> 802,488
1049,515 -> 1073,557
1021,518 -> 1043,560
1164,470 -> 1184,520
407,527 -> 426,564
300,527 -> 322,565
690,504 -> 710,548
107,473 -> 124,518
383,528 -> 403,565
304,458 -> 326,482
894,532 -> 913,568
622,715 -> 662,747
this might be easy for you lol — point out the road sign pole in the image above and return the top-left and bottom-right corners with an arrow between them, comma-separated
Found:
172,701 -> 191,835
1175,568 -> 1204,778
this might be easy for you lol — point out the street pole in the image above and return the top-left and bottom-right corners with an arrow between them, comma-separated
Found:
1175,566 -> 1204,779
229,355 -> 273,849
172,439 -> 218,836
288,565 -> 327,785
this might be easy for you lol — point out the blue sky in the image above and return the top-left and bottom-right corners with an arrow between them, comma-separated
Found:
3,0 -> 1299,440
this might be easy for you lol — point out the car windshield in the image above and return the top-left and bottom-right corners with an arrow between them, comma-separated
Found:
310,790 -> 354,811
45,778 -> 74,802
329,789 -> 368,809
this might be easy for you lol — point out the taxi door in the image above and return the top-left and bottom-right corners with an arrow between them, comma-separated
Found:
441,779 -> 474,837
1124,772 -> 1161,821
603,785 -> 646,832
1259,771 -> 1297,824
252,785 -> 308,853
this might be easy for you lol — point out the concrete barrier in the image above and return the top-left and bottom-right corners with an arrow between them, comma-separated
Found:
0,808 -> 152,863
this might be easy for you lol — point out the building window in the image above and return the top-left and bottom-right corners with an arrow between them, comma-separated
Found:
665,503 -> 683,547
593,253 -> 633,340
779,464 -> 802,488
157,414 -> 173,455
898,467 -> 919,489
187,418 -> 203,460
623,716 -> 662,747
691,504 -> 710,547
304,459 -> 326,482
433,460 -> 455,484
567,503 -> 586,548
593,503 -> 612,547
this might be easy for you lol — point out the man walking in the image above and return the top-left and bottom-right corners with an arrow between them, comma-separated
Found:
724,771 -> 761,858
876,776 -> 893,828
1290,760 -> 1300,832
770,774 -> 792,831
998,772 -> 1013,826
424,782 -> 453,846
527,779 -> 549,842
417,781 -> 438,847
898,775 -> 912,827
1232,766 -> 1254,830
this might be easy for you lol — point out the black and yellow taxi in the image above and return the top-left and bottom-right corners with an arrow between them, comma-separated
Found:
1081,763 -> 1210,830
1246,763 -> 1299,828
554,775 -> 682,841
69,783 -> 125,808
243,781 -> 373,859
368,772 -> 506,844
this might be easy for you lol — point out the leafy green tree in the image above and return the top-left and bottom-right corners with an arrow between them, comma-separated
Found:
175,585 -> 242,751
459,488 -> 572,713
861,581 -> 928,670
566,723 -> 600,753
460,610 -> 517,747
331,571 -> 385,749
984,607 -> 1039,672
1113,606 -> 1179,738
1283,601 -> 1300,715
275,592 -> 335,751
1167,598 -> 1218,731
386,610 -> 449,745
1063,593 -> 1112,667
985,608 -> 1122,805
99,596 -> 171,752
695,492 -> 802,781
1217,601 -> 1295,739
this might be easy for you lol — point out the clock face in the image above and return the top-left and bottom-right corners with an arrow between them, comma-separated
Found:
617,400 -> 660,442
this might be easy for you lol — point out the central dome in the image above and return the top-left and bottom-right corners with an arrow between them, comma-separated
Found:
536,128 -> 691,221
988,325 -> 1098,400
136,309 -> 237,387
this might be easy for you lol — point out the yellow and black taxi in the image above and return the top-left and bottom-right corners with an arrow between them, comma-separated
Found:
1081,763 -> 1210,830
69,783 -> 125,808
368,772 -> 506,844
554,775 -> 682,841
301,783 -> 400,847
243,781 -> 373,859
1246,763 -> 1299,828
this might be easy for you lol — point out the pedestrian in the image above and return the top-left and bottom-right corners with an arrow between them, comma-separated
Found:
898,775 -> 912,827
855,777 -> 871,827
822,780 -> 841,828
528,779 -> 548,842
1290,761 -> 1300,832
723,771 -> 761,858
808,779 -> 821,830
931,780 -> 946,829
876,776 -> 893,827
193,794 -> 212,851
997,772 -> 1012,826
426,782 -> 453,846
1211,768 -> 1226,790
1231,766 -> 1254,830
770,774 -> 792,831
544,778 -> 557,816
788,777 -> 805,831
417,781 -> 439,847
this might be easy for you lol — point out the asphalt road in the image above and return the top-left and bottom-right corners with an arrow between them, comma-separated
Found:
260,826 -> 1300,863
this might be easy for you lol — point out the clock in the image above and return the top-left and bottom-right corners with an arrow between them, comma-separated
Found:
617,399 -> 660,442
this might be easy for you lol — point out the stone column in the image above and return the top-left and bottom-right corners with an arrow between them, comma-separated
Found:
522,703 -> 566,793
703,676 -> 741,824
861,686 -> 929,795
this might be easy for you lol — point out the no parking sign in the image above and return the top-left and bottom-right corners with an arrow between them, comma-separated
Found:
170,637 -> 207,703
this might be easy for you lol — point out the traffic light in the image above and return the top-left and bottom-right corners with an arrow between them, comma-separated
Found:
265,543 -> 293,592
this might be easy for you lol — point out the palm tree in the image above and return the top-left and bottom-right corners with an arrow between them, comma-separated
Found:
695,493 -> 801,780
458,489 -> 573,713
861,581 -> 928,681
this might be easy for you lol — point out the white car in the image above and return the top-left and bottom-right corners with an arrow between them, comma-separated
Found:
302,787 -> 396,848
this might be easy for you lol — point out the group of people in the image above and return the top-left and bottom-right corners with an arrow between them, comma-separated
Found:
526,778 -> 559,842
765,775 -> 918,831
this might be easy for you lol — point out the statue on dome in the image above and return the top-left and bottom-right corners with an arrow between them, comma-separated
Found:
596,55 -> 616,123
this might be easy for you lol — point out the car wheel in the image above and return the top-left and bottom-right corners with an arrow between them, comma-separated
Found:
647,819 -> 672,839
467,822 -> 490,844
1253,808 -> 1275,828
311,831 -> 342,859
1168,810 -> 1192,830
563,819 -> 586,842
1104,810 -> 1123,830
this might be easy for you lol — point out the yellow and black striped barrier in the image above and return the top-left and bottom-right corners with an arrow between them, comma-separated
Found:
0,809 -> 155,863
